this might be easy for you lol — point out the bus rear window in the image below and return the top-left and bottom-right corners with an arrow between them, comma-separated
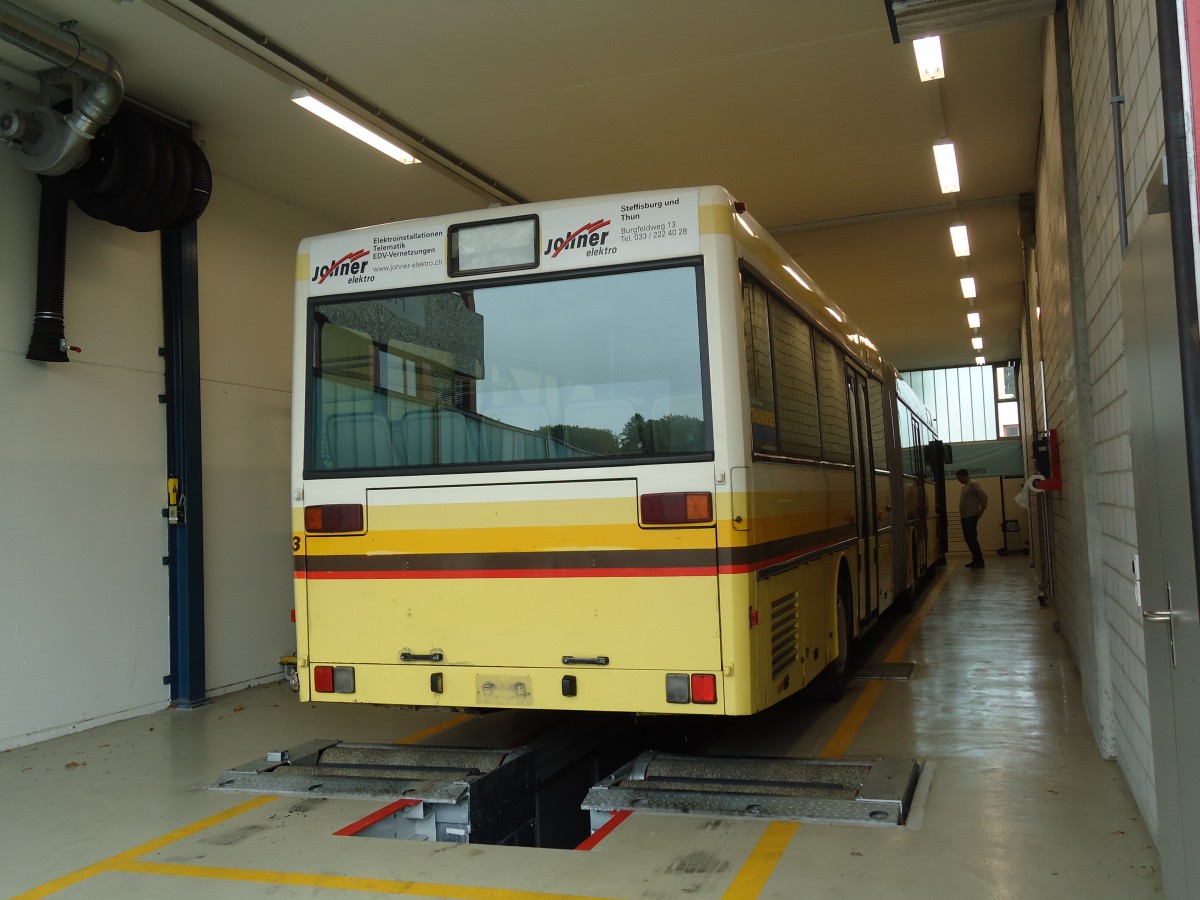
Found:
307,265 -> 710,473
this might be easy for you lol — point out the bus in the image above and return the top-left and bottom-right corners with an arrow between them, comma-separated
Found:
291,186 -> 940,716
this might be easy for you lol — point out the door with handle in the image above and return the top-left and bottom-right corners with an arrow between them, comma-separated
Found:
1123,211 -> 1200,899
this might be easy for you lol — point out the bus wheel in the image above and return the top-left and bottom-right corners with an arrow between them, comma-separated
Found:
812,574 -> 852,702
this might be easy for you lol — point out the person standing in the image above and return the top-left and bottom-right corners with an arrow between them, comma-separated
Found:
956,468 -> 988,569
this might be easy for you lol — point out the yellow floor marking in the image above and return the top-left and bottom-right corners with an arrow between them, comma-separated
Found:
819,568 -> 948,759
11,794 -> 278,900
17,570 -> 947,900
115,859 -> 620,900
395,712 -> 475,744
720,821 -> 800,899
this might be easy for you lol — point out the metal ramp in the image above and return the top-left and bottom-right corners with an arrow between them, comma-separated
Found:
212,739 -> 535,845
582,751 -> 921,829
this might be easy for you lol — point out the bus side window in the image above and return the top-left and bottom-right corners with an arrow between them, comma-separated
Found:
742,275 -> 778,452
814,334 -> 851,464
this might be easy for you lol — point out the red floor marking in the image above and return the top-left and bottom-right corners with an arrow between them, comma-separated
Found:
575,809 -> 632,850
333,798 -> 420,836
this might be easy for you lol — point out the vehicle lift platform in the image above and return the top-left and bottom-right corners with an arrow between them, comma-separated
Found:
213,738 -> 922,845
214,739 -> 537,845
582,751 -> 921,829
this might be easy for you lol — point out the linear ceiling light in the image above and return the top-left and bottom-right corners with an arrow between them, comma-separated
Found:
933,140 -> 960,193
291,89 -> 419,164
967,311 -> 981,329
913,36 -> 944,80
960,276 -> 977,298
949,224 -> 970,256
972,336 -> 984,350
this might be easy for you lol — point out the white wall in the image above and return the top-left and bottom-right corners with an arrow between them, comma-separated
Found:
0,138 -> 336,747
0,152 -> 170,747
1027,0 -> 1161,833
198,177 -> 334,693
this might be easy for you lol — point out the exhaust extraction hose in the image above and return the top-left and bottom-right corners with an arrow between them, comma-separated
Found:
28,184 -> 69,362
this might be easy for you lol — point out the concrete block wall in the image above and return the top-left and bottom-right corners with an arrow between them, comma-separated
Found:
1027,0 -> 1159,832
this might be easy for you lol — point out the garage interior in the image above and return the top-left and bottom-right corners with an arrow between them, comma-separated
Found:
0,1 -> 1196,897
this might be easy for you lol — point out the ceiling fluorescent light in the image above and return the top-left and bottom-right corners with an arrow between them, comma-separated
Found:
949,224 -> 970,256
975,356 -> 987,366
933,140 -> 960,192
972,336 -> 984,350
913,36 -> 944,80
967,311 -> 981,328
960,276 -> 977,298
291,89 -> 419,164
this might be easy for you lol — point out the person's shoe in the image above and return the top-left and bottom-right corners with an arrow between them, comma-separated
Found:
965,561 -> 985,569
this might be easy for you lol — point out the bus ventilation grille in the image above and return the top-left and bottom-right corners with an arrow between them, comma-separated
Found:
770,592 -> 800,679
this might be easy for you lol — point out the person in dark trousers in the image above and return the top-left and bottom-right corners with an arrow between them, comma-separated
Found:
956,468 -> 988,568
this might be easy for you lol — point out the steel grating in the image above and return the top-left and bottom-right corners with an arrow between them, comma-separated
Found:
582,752 -> 922,828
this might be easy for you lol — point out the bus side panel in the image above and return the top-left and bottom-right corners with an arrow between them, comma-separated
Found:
737,462 -> 856,711
291,507 -> 311,701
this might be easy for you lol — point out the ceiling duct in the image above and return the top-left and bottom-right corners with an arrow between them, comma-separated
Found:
0,0 -> 124,175
885,0 -> 1062,42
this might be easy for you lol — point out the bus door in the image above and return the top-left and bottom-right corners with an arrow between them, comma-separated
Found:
911,418 -> 930,573
847,368 -> 878,623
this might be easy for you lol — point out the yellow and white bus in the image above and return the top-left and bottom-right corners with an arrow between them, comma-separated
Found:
291,186 -> 939,715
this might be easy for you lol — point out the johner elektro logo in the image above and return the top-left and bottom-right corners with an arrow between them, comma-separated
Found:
311,249 -> 373,284
543,219 -> 616,258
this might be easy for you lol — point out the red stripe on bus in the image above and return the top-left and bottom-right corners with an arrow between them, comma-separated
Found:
575,809 -> 633,850
298,566 -> 717,580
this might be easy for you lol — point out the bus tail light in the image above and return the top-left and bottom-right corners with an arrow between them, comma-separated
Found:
641,492 -> 713,525
304,504 -> 364,533
313,665 -> 355,693
666,673 -> 718,704
690,674 -> 717,704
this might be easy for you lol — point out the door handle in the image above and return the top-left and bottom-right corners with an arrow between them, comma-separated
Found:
1143,580 -> 1176,622
1142,583 -> 1177,667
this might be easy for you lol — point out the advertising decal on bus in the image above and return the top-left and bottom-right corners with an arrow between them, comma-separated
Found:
305,189 -> 702,295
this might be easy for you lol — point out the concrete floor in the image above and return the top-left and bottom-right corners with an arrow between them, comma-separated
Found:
0,554 -> 1163,899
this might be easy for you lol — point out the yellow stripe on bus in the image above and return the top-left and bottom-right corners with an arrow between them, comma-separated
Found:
699,203 -> 735,235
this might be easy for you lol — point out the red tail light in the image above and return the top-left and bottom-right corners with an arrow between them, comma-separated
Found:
304,504 -> 363,533
690,674 -> 717,704
314,666 -> 334,693
641,492 -> 713,525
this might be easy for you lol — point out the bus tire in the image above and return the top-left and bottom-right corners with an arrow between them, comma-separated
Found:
812,571 -> 853,702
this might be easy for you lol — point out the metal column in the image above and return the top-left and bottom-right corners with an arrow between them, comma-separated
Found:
161,222 -> 207,708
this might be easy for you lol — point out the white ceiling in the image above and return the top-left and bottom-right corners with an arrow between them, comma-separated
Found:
1,0 -> 1046,371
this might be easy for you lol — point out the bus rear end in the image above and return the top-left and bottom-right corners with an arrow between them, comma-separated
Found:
292,189 -> 739,714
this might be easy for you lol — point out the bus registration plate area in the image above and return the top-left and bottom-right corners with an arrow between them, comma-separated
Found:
476,675 -> 533,706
